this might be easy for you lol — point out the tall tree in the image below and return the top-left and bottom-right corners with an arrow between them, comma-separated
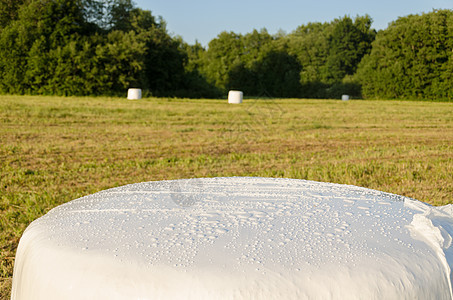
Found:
0,0 -> 190,96
285,15 -> 375,98
199,31 -> 244,90
326,15 -> 375,83
356,9 -> 453,100
198,29 -> 275,93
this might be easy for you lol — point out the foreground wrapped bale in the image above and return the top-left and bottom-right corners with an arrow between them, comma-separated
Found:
12,177 -> 453,299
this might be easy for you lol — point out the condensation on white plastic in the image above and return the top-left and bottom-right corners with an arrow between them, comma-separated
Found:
11,177 -> 453,299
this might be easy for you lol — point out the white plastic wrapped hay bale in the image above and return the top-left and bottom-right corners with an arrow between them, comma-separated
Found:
228,90 -> 243,104
342,94 -> 350,101
127,88 -> 142,100
11,177 -> 453,299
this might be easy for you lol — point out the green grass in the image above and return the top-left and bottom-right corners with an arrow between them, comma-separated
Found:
1,95 -> 452,297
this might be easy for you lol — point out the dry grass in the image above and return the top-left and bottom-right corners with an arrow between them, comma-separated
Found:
1,95 -> 452,296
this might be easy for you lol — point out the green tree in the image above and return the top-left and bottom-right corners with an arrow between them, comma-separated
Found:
198,29 -> 276,94
326,15 -> 375,83
356,9 -> 453,100
0,0 -> 102,94
177,40 -> 222,98
287,21 -> 332,86
227,49 -> 301,97
199,31 -> 245,90
286,15 -> 375,98
253,50 -> 301,97
103,0 -> 135,31
0,0 -> 26,29
0,0 -> 191,96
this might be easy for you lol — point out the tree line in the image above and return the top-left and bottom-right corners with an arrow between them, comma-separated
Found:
0,0 -> 451,100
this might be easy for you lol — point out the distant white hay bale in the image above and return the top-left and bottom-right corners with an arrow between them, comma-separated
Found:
228,90 -> 243,104
127,88 -> 142,100
342,94 -> 350,101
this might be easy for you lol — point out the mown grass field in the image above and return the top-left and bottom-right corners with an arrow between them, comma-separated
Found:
1,95 -> 452,297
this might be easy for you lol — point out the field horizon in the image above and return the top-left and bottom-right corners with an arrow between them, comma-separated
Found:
1,95 -> 452,297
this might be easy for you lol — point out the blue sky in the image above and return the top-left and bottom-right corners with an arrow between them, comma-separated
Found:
134,0 -> 452,46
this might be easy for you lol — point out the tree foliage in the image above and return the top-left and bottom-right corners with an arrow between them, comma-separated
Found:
355,10 -> 453,100
0,0 -> 25,29
284,15 -> 375,98
194,16 -> 375,98
0,2 -> 451,100
0,0 -> 218,97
